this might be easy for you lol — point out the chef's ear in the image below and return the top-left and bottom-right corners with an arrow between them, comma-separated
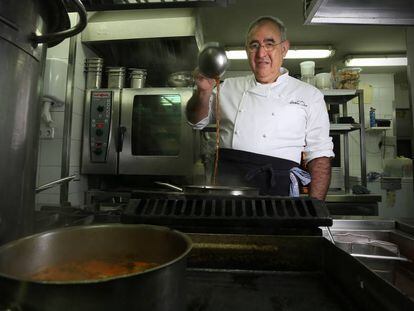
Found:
281,40 -> 290,58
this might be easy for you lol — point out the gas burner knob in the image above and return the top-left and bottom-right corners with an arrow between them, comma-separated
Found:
97,105 -> 105,112
95,128 -> 104,136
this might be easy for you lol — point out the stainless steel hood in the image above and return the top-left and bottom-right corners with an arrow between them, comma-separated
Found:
304,0 -> 414,25
82,8 -> 203,86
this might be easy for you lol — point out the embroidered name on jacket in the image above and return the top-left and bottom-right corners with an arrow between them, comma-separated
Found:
289,100 -> 307,107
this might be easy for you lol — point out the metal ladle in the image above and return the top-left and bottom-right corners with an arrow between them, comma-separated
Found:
198,42 -> 229,79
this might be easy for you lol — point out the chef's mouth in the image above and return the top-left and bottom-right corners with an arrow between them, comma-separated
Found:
255,59 -> 271,66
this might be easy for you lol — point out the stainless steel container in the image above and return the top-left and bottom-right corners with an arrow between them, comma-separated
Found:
85,58 -> 103,89
0,224 -> 192,311
0,0 -> 86,245
107,67 -> 126,88
129,68 -> 147,88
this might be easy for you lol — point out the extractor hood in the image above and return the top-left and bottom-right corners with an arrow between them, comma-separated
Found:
81,8 -> 203,86
82,8 -> 202,42
304,0 -> 414,25
68,0 -> 230,11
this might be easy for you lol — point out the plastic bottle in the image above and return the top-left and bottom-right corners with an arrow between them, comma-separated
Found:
369,107 -> 376,127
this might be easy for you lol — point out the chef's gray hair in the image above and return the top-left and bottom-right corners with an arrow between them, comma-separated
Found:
246,16 -> 287,43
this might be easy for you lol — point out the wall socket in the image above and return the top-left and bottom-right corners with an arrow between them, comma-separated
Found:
40,127 -> 55,139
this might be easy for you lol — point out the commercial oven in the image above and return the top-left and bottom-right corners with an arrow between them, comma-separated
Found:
81,88 -> 198,178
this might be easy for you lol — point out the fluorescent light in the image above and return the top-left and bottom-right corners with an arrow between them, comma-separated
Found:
345,57 -> 407,67
225,48 -> 334,60
225,50 -> 247,60
286,49 -> 333,59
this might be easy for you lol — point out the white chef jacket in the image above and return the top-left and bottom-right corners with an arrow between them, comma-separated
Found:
192,68 -> 334,164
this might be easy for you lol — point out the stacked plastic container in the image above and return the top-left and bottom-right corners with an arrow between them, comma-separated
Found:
85,58 -> 104,89
299,61 -> 315,86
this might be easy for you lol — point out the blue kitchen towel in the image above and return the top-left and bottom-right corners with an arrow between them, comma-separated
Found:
289,167 -> 311,197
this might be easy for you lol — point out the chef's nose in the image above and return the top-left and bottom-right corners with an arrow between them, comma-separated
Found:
256,45 -> 268,57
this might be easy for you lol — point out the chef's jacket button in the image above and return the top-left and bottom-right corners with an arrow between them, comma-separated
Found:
235,130 -> 239,135
271,112 -> 275,116
238,109 -> 243,112
262,134 -> 266,138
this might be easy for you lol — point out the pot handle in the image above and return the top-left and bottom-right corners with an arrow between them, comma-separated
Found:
35,175 -> 77,193
154,182 -> 183,192
32,0 -> 87,44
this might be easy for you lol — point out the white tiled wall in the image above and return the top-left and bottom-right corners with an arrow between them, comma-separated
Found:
342,74 -> 396,179
36,13 -> 97,209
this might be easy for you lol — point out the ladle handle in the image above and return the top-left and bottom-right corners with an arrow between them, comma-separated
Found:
154,182 -> 183,192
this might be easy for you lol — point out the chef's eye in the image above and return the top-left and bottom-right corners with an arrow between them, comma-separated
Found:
247,41 -> 281,52
264,42 -> 276,50
248,42 -> 261,52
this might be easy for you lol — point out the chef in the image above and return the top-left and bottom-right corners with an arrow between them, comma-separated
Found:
186,16 -> 334,200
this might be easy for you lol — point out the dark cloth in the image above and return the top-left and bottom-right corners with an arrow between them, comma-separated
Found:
216,148 -> 299,196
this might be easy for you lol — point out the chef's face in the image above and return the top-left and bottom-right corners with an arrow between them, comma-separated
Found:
246,21 -> 289,84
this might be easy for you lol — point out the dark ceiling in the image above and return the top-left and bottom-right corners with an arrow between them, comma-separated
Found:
197,0 -> 409,76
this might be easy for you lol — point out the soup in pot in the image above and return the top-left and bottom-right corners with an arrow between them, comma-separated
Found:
30,258 -> 158,282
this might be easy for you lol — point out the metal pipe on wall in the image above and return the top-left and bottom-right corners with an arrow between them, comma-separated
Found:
60,32 -> 78,204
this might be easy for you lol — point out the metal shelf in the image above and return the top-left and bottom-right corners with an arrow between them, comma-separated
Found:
366,127 -> 391,132
325,89 -> 366,193
322,89 -> 360,104
330,124 -> 361,133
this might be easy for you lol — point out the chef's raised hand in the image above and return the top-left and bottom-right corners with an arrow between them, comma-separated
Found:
193,68 -> 215,94
186,68 -> 215,124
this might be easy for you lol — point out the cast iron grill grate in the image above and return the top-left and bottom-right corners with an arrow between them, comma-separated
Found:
122,195 -> 332,228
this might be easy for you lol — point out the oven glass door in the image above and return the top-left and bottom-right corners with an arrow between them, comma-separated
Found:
119,88 -> 195,176
132,94 -> 181,156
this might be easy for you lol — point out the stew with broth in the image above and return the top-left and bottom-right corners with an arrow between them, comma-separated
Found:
30,259 -> 158,281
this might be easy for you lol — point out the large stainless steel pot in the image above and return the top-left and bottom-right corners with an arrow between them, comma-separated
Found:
0,0 -> 86,245
0,224 -> 192,311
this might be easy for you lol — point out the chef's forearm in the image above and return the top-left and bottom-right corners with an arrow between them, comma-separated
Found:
186,90 -> 211,124
307,157 -> 331,201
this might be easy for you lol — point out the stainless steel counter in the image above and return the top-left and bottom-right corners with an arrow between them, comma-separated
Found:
325,194 -> 382,216
322,219 -> 414,300
325,194 -> 382,203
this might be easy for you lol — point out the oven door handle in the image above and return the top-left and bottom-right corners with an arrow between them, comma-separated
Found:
117,126 -> 127,152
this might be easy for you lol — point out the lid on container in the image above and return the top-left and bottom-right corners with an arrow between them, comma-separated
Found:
338,67 -> 362,74
129,68 -> 147,75
85,58 -> 103,62
106,67 -> 126,73
129,68 -> 147,71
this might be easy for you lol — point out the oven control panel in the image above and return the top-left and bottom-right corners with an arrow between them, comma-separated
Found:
90,91 -> 112,162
